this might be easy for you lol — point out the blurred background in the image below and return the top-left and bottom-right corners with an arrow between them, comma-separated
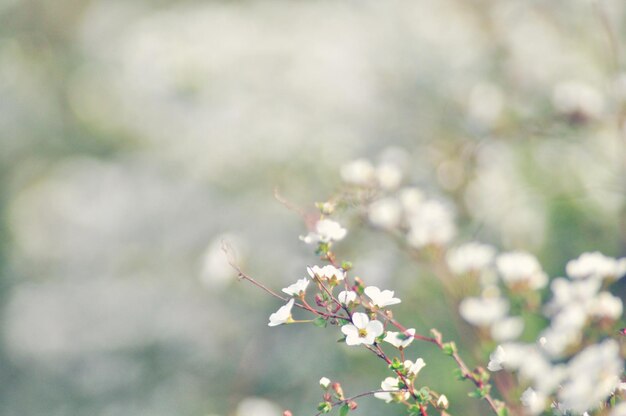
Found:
1,0 -> 626,415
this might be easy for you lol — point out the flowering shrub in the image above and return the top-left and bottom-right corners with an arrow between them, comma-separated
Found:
229,155 -> 626,416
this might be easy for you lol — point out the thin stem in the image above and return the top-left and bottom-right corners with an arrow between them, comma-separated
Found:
313,389 -> 407,416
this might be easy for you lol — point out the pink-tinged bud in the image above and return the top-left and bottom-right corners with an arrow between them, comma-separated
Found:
283,411 -> 293,416
619,328 -> 626,336
323,392 -> 331,402
348,401 -> 358,410
331,382 -> 344,399
315,294 -> 326,307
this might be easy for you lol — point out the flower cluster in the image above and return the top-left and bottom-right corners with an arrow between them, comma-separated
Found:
237,155 -> 625,416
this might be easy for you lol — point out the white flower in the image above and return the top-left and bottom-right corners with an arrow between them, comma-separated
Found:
340,159 -> 375,186
436,394 -> 449,409
566,252 -> 626,281
300,219 -> 347,245
282,278 -> 309,297
375,163 -> 403,190
374,377 -> 409,403
307,265 -> 345,282
588,292 -> 622,320
459,296 -> 508,327
406,200 -> 456,248
399,187 -> 424,215
496,251 -> 548,289
384,328 -> 415,349
268,299 -> 295,327
552,81 -> 604,120
341,312 -> 384,346
319,377 -> 331,389
236,397 -> 282,416
404,358 -> 426,376
368,198 -> 402,229
337,290 -> 357,306
490,316 -> 524,342
364,286 -> 401,307
446,242 -> 496,275
487,345 -> 506,371
558,340 -> 623,414
520,388 -> 546,415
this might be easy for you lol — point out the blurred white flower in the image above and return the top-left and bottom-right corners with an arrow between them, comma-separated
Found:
268,299 -> 294,327
446,242 -> 496,275
236,397 -> 282,416
282,278 -> 309,297
300,219 -> 347,244
436,394 -> 449,409
496,251 -> 547,289
467,82 -> 504,127
341,312 -> 383,346
383,328 -> 415,349
374,377 -> 408,403
490,316 -> 524,342
406,200 -> 456,248
487,345 -> 506,371
588,292 -> 622,320
552,81 -> 604,121
375,162 -> 403,190
364,286 -> 401,307
199,233 -> 246,289
368,197 -> 402,229
399,187 -> 424,216
520,387 -> 546,415
459,296 -> 508,327
558,340 -> 623,414
337,290 -> 357,306
566,252 -> 626,281
404,358 -> 426,376
341,159 -> 375,186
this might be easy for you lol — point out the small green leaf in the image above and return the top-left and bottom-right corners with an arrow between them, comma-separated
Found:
317,402 -> 331,413
442,342 -> 457,356
313,317 -> 327,328
341,261 -> 353,271
339,404 -> 350,416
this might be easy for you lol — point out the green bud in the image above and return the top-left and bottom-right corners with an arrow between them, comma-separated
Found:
317,402 -> 332,413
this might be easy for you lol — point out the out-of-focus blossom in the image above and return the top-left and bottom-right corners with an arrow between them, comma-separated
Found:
490,316 -> 524,342
300,219 -> 347,244
520,387 -> 546,415
236,397 -> 282,416
558,340 -> 623,414
341,159 -> 375,186
368,197 -> 402,229
552,81 -> 604,121
496,251 -> 547,289
566,252 -> 626,281
406,200 -> 455,248
459,296 -> 508,327
446,242 -> 496,275
375,163 -> 403,190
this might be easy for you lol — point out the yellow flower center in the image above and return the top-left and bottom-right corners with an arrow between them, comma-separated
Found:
358,328 -> 368,337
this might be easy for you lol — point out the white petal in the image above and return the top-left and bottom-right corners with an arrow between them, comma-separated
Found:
351,312 -> 369,329
367,320 -> 384,337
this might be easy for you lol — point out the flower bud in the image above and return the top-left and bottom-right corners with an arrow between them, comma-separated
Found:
437,394 -> 449,409
348,401 -> 358,410
331,382 -> 344,400
319,377 -> 331,389
283,411 -> 293,416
